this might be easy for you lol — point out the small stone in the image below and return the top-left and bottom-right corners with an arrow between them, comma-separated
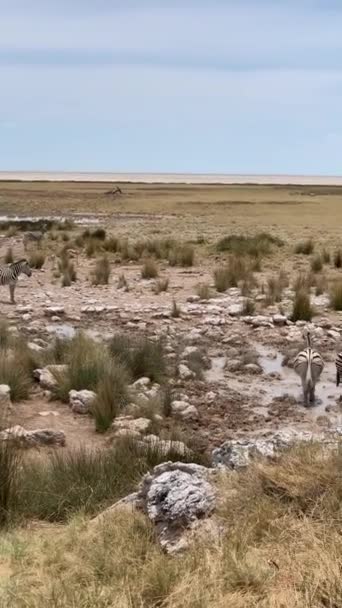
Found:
0,385 -> 11,407
132,377 -> 151,390
69,389 -> 97,415
112,416 -> 151,435
244,363 -> 262,374
178,364 -> 194,381
171,400 -> 198,420
273,314 -> 287,326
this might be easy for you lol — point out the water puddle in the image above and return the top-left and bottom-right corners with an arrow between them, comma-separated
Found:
46,324 -> 76,340
0,214 -> 101,227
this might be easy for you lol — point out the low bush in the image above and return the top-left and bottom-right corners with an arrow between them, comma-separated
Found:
217,232 -> 283,257
330,281 -> 342,310
196,283 -> 212,300
109,334 -> 166,383
171,299 -> 181,318
214,256 -> 249,292
4,248 -> 13,264
310,254 -> 323,273
294,238 -> 314,255
334,249 -> 342,269
91,256 -> 111,285
291,288 -> 313,322
91,360 -> 130,432
0,353 -> 31,401
141,258 -> 158,279
28,250 -> 45,269
153,278 -> 169,294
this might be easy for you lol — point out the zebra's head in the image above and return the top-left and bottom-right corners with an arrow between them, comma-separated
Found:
17,259 -> 32,277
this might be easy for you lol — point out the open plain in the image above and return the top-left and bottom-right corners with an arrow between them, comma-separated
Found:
1,180 -> 342,606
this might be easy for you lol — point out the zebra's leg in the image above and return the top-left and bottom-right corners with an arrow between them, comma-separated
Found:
9,283 -> 15,304
309,386 -> 315,404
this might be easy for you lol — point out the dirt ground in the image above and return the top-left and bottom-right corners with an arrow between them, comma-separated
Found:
2,180 -> 342,454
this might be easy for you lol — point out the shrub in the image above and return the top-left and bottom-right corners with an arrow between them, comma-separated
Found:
310,254 -> 323,273
330,281 -> 342,310
4,248 -> 13,264
214,257 -> 248,292
91,360 -> 130,432
58,250 -> 76,286
0,442 -> 20,527
161,384 -> 172,417
109,334 -> 166,383
334,249 -> 342,268
6,225 -> 17,238
322,248 -> 331,264
291,288 -> 313,322
91,256 -> 111,285
28,250 -> 45,269
196,283 -> 211,300
92,227 -> 106,241
0,353 -> 31,401
293,272 -> 316,293
17,436 -> 203,522
294,239 -> 314,255
153,278 -> 169,294
117,273 -> 128,290
141,258 -> 158,279
103,236 -> 118,253
315,275 -> 327,296
242,298 -> 255,315
52,333 -> 106,402
171,299 -> 181,318
176,244 -> 194,267
217,232 -> 283,257
0,320 -> 11,351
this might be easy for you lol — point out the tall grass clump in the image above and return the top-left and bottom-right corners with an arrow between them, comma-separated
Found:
266,270 -> 289,304
103,236 -> 118,253
322,248 -> 331,264
291,288 -> 313,322
91,256 -> 111,285
171,299 -> 181,318
175,244 -> 195,267
109,334 -> 166,383
52,333 -> 106,402
153,277 -> 169,294
117,273 -> 128,290
310,254 -> 323,273
217,232 -> 283,257
91,360 -> 130,432
58,250 -> 76,286
214,256 -> 248,292
0,442 -> 20,527
141,258 -> 158,279
294,238 -> 314,255
4,248 -> 13,264
330,281 -> 342,310
334,249 -> 342,268
242,298 -> 255,315
0,320 -> 11,351
196,283 -> 212,300
17,436 -> 203,522
0,353 -> 31,401
28,250 -> 45,269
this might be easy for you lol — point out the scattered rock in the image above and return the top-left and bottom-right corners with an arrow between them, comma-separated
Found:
69,389 -> 97,414
178,363 -> 194,380
273,314 -> 287,326
0,425 -> 65,448
212,429 -> 336,470
35,365 -> 67,390
171,400 -> 198,420
135,461 -> 216,553
112,416 -> 151,436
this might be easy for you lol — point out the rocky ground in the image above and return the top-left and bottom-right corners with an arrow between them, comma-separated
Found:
1,216 -> 342,461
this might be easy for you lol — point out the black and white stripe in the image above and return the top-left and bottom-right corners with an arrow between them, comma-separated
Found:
335,353 -> 342,387
293,330 -> 324,406
0,259 -> 32,304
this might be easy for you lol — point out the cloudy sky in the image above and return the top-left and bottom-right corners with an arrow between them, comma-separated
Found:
1,0 -> 342,174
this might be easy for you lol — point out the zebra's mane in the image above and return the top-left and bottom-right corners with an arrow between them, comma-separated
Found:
304,328 -> 312,349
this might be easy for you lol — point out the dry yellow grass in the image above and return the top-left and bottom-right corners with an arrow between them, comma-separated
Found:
1,443 -> 342,607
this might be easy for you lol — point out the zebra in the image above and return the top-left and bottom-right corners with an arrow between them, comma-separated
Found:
293,330 -> 324,406
0,259 -> 32,304
335,352 -> 342,386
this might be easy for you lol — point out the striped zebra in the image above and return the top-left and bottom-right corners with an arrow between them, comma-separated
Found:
335,353 -> 342,386
0,259 -> 32,304
293,330 -> 324,406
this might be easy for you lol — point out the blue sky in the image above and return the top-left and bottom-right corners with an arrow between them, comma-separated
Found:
1,0 -> 342,174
